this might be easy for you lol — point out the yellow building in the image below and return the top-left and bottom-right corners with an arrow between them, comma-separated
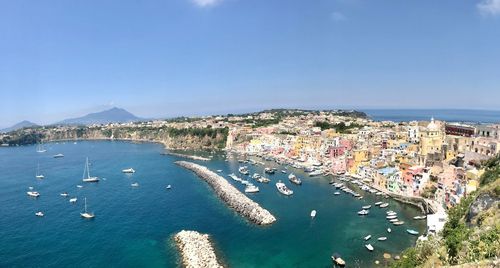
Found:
419,118 -> 444,164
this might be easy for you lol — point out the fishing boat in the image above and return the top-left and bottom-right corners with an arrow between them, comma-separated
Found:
60,192 -> 69,197
377,237 -> 387,241
122,168 -> 135,173
131,182 -> 139,187
413,215 -> 427,220
80,198 -> 95,219
374,201 -> 383,206
82,157 -> 99,182
331,253 -> 346,267
364,235 -> 372,241
288,173 -> 302,185
244,185 -> 259,193
358,209 -> 369,215
407,229 -> 419,235
238,166 -> 249,175
386,215 -> 398,219
310,210 -> 317,218
35,164 -> 44,179
379,203 -> 389,208
36,143 -> 46,153
27,191 -> 40,197
69,197 -> 77,203
365,244 -> 374,251
276,180 -> 293,196
35,211 -> 44,217
387,228 -> 392,233
362,205 -> 372,209
393,221 -> 405,226
53,153 -> 64,158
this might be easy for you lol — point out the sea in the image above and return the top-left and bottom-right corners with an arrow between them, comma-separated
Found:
363,109 -> 500,123
0,141 -> 426,267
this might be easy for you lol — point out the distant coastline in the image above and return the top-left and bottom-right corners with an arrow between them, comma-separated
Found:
362,109 -> 500,123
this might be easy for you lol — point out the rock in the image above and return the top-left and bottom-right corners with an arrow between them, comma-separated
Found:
174,230 -> 223,268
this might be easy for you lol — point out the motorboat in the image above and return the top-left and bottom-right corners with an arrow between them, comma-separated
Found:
244,185 -> 259,193
387,228 -> 392,233
374,201 -> 383,206
389,218 -> 399,223
264,167 -> 275,174
281,170 -> 287,174
35,211 -> 44,217
358,209 -> 369,215
238,166 -> 249,175
60,192 -> 69,197
309,170 -> 323,177
387,211 -> 397,216
251,173 -> 261,179
27,191 -> 40,197
69,197 -> 77,203
276,181 -> 293,196
331,253 -> 346,267
216,169 -> 223,173
393,221 -> 405,226
379,203 -> 389,208
166,185 -> 172,189
334,191 -> 341,195
362,205 -> 371,209
82,157 -> 99,182
257,177 -> 270,183
407,229 -> 419,235
77,185 -> 83,188
310,210 -> 317,218
80,198 -> 95,219
288,173 -> 302,185
365,244 -> 374,251
53,153 -> 64,158
413,215 -> 427,220
122,168 -> 135,173
131,182 -> 139,187
364,235 -> 372,241
377,237 -> 387,241
386,215 -> 397,219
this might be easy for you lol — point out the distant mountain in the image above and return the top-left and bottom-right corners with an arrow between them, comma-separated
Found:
57,107 -> 141,125
1,120 -> 39,133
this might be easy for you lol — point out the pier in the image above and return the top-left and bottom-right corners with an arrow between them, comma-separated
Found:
164,152 -> 211,161
176,161 -> 276,225
174,230 -> 223,268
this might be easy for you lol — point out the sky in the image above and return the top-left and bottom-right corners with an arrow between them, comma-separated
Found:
0,0 -> 500,127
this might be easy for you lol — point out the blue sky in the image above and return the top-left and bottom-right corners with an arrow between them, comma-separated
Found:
1,0 -> 499,127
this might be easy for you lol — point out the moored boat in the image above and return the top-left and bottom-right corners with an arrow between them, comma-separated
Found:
331,253 -> 346,267
35,211 -> 44,217
244,185 -> 260,193
53,153 -> 64,158
374,201 -> 383,206
407,229 -> 419,235
82,157 -> 99,182
80,197 -> 95,219
379,203 -> 389,208
358,209 -> 369,215
334,191 -> 341,195
362,205 -> 371,209
122,168 -> 135,173
365,244 -> 374,251
276,180 -> 293,196
413,215 -> 427,220
310,210 -> 317,218
393,221 -> 405,226
364,235 -> 372,241
377,237 -> 387,241
27,191 -> 40,197
288,173 -> 302,185
386,215 -> 397,219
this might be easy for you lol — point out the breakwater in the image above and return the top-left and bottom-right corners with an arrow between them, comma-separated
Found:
163,152 -> 211,161
175,161 -> 276,225
174,230 -> 223,268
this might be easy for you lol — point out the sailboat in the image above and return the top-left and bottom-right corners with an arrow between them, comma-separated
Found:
35,163 -> 44,179
82,157 -> 99,182
36,142 -> 46,153
80,198 -> 95,219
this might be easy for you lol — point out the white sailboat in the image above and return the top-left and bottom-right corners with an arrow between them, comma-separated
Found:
80,198 -> 95,219
82,157 -> 99,182
36,142 -> 46,153
35,163 -> 44,179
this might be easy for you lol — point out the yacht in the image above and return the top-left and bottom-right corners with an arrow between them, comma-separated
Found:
357,209 -> 369,215
244,185 -> 259,193
82,157 -> 99,182
238,166 -> 249,175
310,210 -> 317,218
308,170 -> 323,177
35,164 -> 44,179
365,244 -> 374,251
35,211 -> 44,217
264,167 -> 275,174
288,173 -> 302,185
69,197 -> 77,203
53,153 -> 64,158
276,181 -> 293,196
122,168 -> 135,173
364,235 -> 372,241
27,191 -> 40,197
80,198 -> 95,219
377,237 -> 387,241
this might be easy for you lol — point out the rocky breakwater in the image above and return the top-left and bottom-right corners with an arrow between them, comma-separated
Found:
174,230 -> 223,268
175,161 -> 277,225
163,152 -> 211,161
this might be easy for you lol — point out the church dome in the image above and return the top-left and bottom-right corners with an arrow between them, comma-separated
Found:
427,117 -> 439,131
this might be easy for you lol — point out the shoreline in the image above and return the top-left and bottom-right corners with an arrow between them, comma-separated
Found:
176,161 -> 276,225
174,230 -> 224,268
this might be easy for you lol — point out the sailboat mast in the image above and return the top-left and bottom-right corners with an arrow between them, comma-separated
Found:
84,197 -> 87,213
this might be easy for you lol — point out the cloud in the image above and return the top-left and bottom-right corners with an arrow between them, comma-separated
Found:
191,0 -> 223,8
331,11 -> 347,21
477,0 -> 500,16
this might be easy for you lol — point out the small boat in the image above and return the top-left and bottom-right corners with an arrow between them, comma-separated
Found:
389,218 -> 399,222
82,157 -> 99,182
216,169 -> 222,173
131,182 -> 139,187
365,244 -> 374,251
69,197 -> 77,203
362,205 -> 371,209
334,191 -> 341,195
77,185 -> 83,188
309,170 -> 323,177
374,201 -> 383,206
80,198 -> 95,219
407,229 -> 419,235
35,211 -> 44,217
27,191 -> 40,197
364,235 -> 372,241
387,212 -> 397,216
331,253 -> 346,267
386,210 -> 396,214
251,173 -> 261,179
238,166 -> 249,175
281,170 -> 287,174
60,192 -> 69,197
245,185 -> 260,193
53,153 -> 64,158
257,177 -> 270,183
393,221 -> 405,226
122,168 -> 135,173
310,210 -> 317,218
36,143 -> 46,153
276,181 -> 293,196
413,215 -> 427,220
358,209 -> 369,215
35,164 -> 45,179
379,203 -> 389,208
166,185 -> 172,189
387,228 -> 392,233
264,167 -> 275,174
386,215 -> 397,219
288,173 -> 302,185
378,237 -> 387,241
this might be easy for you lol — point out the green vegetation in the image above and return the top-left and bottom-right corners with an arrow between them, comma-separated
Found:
314,121 -> 363,133
1,132 -> 43,145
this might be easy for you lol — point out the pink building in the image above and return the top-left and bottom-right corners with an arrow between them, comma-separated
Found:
331,158 -> 347,174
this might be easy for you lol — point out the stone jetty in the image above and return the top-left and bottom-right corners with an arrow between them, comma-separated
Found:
176,161 -> 276,225
174,230 -> 223,268
164,152 -> 211,161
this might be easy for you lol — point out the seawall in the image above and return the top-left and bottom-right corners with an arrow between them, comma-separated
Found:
175,161 -> 276,225
174,230 -> 224,268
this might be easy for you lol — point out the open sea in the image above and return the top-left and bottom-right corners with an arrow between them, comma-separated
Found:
363,109 -> 500,123
0,141 -> 426,267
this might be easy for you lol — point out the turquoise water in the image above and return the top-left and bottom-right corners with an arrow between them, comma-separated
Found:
0,141 -> 426,267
